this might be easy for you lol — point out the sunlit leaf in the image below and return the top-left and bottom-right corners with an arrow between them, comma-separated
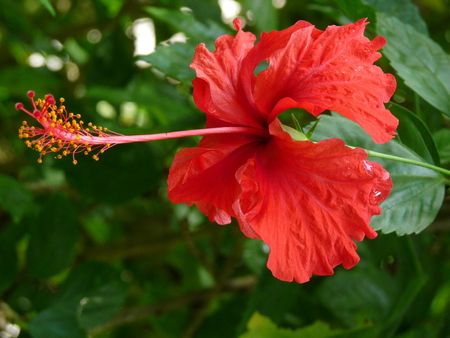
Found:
377,13 -> 450,116
239,312 -> 375,338
39,0 -> 56,16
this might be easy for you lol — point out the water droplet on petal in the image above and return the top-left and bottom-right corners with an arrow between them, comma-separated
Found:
360,160 -> 373,177
369,190 -> 383,205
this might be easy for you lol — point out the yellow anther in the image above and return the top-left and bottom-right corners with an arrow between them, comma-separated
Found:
92,155 -> 99,161
73,160 -> 77,165
38,158 -> 42,163
76,114 -> 81,118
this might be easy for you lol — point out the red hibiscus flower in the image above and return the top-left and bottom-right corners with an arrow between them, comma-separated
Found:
167,19 -> 397,283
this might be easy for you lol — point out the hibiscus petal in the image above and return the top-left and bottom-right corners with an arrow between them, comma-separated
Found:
233,122 -> 392,283
253,19 -> 397,144
167,134 -> 261,225
190,22 -> 265,128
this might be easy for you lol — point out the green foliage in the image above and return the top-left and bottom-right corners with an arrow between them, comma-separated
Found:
0,175 -> 33,223
0,0 -> 450,337
377,13 -> 450,116
26,193 -> 79,278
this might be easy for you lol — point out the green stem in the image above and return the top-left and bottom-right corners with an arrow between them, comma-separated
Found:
366,149 -> 450,178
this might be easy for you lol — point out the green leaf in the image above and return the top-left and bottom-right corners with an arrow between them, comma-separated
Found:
139,42 -> 197,85
310,113 -> 445,235
26,193 -> 79,278
63,143 -> 161,204
364,0 -> 427,34
318,234 -> 424,336
29,306 -> 87,338
243,0 -> 278,34
145,7 -> 228,48
239,312 -> 375,338
29,262 -> 127,337
57,261 -> 128,329
377,13 -> 450,116
39,0 -> 56,16
335,0 -> 427,34
141,7 -> 228,84
388,102 -> 440,165
335,0 -> 377,27
0,175 -> 33,223
0,240 -> 18,294
238,268 -> 301,334
433,128 -> 450,165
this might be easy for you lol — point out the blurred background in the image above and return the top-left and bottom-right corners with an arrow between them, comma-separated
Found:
1,0 -> 450,337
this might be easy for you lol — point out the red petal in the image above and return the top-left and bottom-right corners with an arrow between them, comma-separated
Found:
253,19 -> 397,144
190,27 -> 265,128
167,134 -> 261,225
168,120 -> 392,283
235,122 -> 392,282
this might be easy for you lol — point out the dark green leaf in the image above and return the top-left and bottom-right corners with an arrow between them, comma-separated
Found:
335,0 -> 377,28
0,240 -> 18,294
0,175 -> 33,223
238,268 -> 300,334
433,128 -> 450,165
388,102 -> 440,165
39,0 -> 56,16
310,113 -> 445,235
29,306 -> 87,338
318,235 -> 424,336
26,193 -> 79,278
377,13 -> 450,116
63,143 -> 161,204
57,261 -> 128,329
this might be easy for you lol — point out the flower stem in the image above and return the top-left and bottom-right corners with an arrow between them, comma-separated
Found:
89,126 -> 268,145
366,149 -> 450,178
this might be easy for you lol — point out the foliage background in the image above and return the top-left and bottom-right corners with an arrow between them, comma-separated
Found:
1,0 -> 450,337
